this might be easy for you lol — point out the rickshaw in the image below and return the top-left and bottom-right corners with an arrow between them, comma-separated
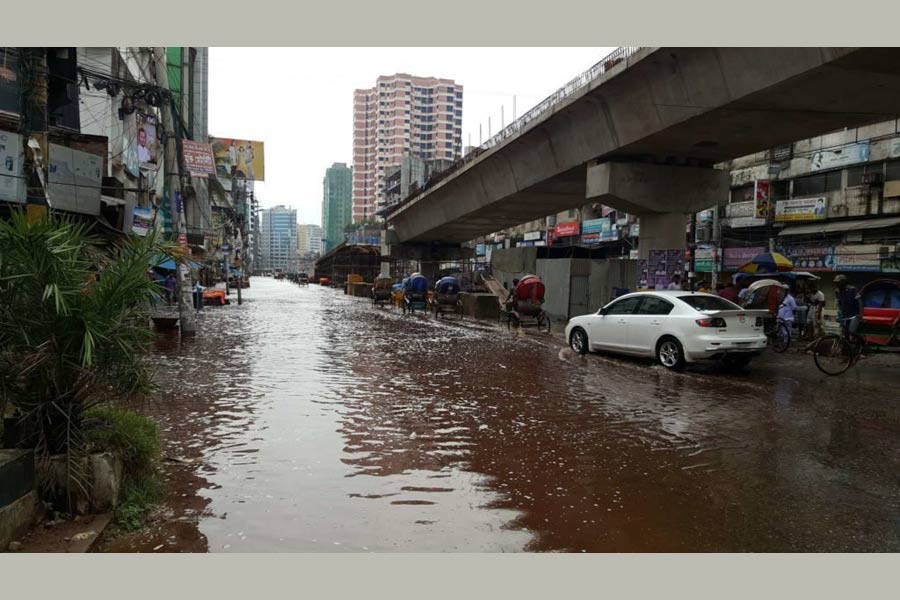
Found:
813,278 -> 900,375
372,275 -> 394,307
499,274 -> 551,333
430,276 -> 463,319
298,272 -> 309,286
741,278 -> 791,353
402,273 -> 429,315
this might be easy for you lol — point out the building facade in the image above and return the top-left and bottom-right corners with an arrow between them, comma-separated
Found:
298,223 -> 323,256
260,205 -> 298,272
352,74 -> 463,221
322,162 -> 352,253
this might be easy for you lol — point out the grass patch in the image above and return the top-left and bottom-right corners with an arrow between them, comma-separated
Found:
115,473 -> 164,531
85,406 -> 160,474
84,406 -> 164,530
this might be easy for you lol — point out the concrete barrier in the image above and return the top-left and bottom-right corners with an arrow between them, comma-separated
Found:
460,293 -> 501,320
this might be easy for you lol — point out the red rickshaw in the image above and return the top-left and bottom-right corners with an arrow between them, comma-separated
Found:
499,275 -> 551,333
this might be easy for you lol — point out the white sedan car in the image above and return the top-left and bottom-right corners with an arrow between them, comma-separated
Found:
565,291 -> 769,370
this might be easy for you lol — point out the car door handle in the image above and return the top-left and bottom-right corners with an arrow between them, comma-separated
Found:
617,319 -> 627,324
650,320 -> 661,325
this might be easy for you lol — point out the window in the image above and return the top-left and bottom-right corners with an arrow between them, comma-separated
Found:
887,159 -> 900,182
792,171 -> 841,196
677,295 -> 741,311
605,297 -> 643,315
847,162 -> 884,187
636,297 -> 674,316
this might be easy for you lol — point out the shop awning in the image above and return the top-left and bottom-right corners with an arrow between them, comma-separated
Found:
778,217 -> 900,237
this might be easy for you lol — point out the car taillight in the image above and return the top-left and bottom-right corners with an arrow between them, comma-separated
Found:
755,317 -> 764,327
696,317 -> 727,328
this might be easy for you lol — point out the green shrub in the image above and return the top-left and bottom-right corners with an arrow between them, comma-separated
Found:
85,406 -> 161,475
115,473 -> 164,531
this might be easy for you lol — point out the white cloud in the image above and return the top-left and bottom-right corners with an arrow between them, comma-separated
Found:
208,47 -> 614,225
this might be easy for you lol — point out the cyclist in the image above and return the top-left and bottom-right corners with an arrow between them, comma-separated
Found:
777,286 -> 797,333
834,274 -> 862,338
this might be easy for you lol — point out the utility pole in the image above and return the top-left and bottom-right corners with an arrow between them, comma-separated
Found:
155,47 -> 196,337
18,47 -> 49,222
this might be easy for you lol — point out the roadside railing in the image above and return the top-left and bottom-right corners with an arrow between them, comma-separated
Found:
386,46 -> 642,217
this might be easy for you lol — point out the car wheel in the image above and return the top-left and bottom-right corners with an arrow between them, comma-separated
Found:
569,327 -> 588,355
722,354 -> 753,369
656,336 -> 686,371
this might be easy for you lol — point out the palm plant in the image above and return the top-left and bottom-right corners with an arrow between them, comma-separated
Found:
0,212 -> 172,511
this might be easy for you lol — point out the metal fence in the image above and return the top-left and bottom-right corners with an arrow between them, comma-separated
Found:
386,47 -> 642,216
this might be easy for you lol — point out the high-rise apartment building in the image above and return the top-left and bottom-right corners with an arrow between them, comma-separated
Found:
322,162 -> 353,253
352,74 -> 463,221
298,223 -> 323,256
259,205 -> 298,272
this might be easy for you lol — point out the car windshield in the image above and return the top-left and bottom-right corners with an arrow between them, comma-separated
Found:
677,294 -> 742,312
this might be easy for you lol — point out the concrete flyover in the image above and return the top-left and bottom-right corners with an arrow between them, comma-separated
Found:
385,47 -> 900,249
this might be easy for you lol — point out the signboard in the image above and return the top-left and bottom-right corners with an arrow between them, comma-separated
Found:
775,197 -> 827,222
0,129 -> 22,203
523,230 -> 542,241
581,218 -> 610,235
210,137 -> 266,180
629,249 -> 640,260
475,243 -> 486,256
182,140 -> 216,177
726,200 -> 756,218
779,246 -> 835,271
555,221 -> 580,237
890,138 -> 900,159
581,233 -> 601,245
132,207 -> 154,236
533,240 -> 546,247
754,180 -> 770,218
49,144 -> 103,215
599,229 -> 620,241
517,241 -> 534,248
546,228 -> 556,246
629,223 -> 639,237
723,246 -> 766,271
136,112 -> 160,169
834,244 -> 881,272
694,247 -> 718,272
811,142 -> 870,172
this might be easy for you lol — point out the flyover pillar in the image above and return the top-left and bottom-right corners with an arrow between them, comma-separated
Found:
586,162 -> 729,259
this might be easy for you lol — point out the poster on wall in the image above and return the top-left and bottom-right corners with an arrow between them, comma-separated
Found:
132,207 -> 155,236
0,129 -> 22,203
555,221 -> 580,237
754,180 -> 770,219
210,137 -> 266,180
890,138 -> 900,159
833,244 -> 881,271
810,142 -> 870,172
136,112 -> 160,168
779,246 -> 834,271
775,197 -> 827,222
640,249 -> 684,289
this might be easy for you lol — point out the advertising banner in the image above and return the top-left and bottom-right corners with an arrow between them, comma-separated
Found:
581,218 -> 610,235
136,112 -> 160,168
775,197 -> 827,222
694,247 -> 718,272
599,229 -> 620,241
581,233 -> 601,245
726,200 -> 755,218
132,207 -> 155,236
810,142 -> 870,172
834,244 -> 881,272
779,246 -> 835,271
0,129 -> 22,203
629,223 -> 639,237
523,230 -> 542,241
475,244 -> 486,256
640,249 -> 683,289
182,140 -> 216,177
210,137 -> 265,180
555,221 -> 580,237
723,246 -> 766,270
754,180 -> 770,218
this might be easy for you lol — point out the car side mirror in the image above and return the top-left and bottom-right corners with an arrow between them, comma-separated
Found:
598,307 -> 608,316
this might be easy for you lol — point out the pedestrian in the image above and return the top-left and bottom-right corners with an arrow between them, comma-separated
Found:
719,280 -> 740,303
805,281 -> 826,339
834,274 -> 861,338
164,273 -> 177,305
778,286 -> 798,334
193,279 -> 204,310
667,274 -> 682,291
737,278 -> 751,303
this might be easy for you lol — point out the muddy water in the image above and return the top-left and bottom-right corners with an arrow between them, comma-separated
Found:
99,278 -> 900,552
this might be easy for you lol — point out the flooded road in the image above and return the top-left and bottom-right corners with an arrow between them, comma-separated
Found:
99,277 -> 900,552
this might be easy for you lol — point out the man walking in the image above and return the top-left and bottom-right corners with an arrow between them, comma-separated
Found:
834,275 -> 862,337
667,274 -> 682,291
778,286 -> 798,333
805,281 -> 826,338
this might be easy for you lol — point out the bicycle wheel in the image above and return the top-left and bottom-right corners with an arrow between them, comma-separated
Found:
536,311 -> 551,334
506,313 -> 520,331
771,322 -> 791,353
813,335 -> 854,376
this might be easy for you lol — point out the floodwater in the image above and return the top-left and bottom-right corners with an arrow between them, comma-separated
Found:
98,277 -> 900,552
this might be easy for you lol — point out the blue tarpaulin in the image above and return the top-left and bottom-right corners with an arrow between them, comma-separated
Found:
150,256 -> 203,271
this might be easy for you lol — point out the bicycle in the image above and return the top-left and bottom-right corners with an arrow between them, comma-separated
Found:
812,317 -> 865,376
763,317 -> 791,353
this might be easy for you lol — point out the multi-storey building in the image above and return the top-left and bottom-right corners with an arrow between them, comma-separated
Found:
322,162 -> 352,253
298,223 -> 323,256
259,205 -> 298,272
352,74 -> 463,221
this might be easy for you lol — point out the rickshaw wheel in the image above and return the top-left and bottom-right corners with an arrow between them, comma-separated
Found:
771,322 -> 791,353
813,335 -> 854,376
506,312 -> 520,331
536,311 -> 551,334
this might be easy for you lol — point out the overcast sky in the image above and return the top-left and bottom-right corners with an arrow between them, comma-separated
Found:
208,47 -> 614,226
